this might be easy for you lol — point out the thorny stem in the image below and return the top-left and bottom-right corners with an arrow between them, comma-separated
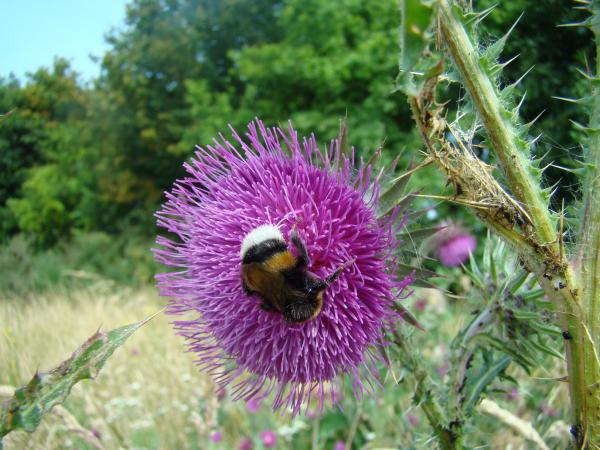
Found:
575,0 -> 600,445
431,1 -> 600,447
437,0 -> 557,248
395,332 -> 460,450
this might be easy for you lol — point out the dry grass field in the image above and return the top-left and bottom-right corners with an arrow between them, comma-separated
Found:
0,285 -> 222,449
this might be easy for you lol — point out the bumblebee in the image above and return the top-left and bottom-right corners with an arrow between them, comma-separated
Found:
240,224 -> 352,323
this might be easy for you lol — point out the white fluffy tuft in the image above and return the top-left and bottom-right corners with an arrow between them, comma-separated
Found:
240,224 -> 285,258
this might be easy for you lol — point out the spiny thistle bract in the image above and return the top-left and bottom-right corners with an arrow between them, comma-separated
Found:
154,119 -> 414,415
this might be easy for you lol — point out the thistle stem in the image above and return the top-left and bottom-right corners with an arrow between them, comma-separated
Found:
573,1 -> 600,446
578,0 -> 600,370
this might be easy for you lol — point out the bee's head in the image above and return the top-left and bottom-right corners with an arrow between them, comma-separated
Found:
305,277 -> 328,297
282,276 -> 327,323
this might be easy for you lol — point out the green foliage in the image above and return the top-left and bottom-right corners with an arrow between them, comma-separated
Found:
0,60 -> 90,242
2,0 -> 419,245
1,0 -> 588,248
231,0 -> 414,155
456,237 -> 561,393
393,236 -> 562,448
0,231 -> 156,296
398,0 -> 437,96
0,314 -> 154,445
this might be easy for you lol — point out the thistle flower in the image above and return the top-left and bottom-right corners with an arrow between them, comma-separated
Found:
246,398 -> 261,414
260,429 -> 277,448
155,119 -> 413,415
210,431 -> 222,443
438,234 -> 476,267
239,438 -> 253,450
334,441 -> 347,450
428,221 -> 476,267
407,413 -> 420,428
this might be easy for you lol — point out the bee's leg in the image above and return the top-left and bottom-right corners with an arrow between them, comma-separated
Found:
242,280 -> 255,295
325,257 -> 356,285
290,230 -> 310,267
260,301 -> 276,312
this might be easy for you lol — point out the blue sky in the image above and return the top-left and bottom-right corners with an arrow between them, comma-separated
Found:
1,0 -> 128,83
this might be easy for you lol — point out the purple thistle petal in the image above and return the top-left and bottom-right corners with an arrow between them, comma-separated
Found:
155,119 -> 413,415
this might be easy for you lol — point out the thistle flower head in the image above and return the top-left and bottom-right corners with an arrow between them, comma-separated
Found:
260,430 -> 277,448
155,119 -> 412,415
245,398 -> 261,414
239,438 -> 253,450
334,441 -> 347,450
429,221 -> 477,267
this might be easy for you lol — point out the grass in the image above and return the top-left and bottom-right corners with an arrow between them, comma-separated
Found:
0,285 -> 217,450
0,232 -> 157,296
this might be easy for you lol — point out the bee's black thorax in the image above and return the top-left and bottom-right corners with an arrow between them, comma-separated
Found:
241,239 -> 288,264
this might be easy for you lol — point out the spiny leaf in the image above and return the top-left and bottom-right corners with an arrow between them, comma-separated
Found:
511,309 -> 542,321
380,191 -> 419,219
378,158 -> 432,218
397,263 -> 441,282
393,302 -> 425,331
480,14 -> 522,64
528,336 -> 564,361
508,269 -> 530,293
473,334 -> 534,373
463,356 -> 512,410
0,312 -> 159,441
528,320 -> 562,338
397,226 -> 446,244
520,288 -> 545,301
466,4 -> 496,26
379,173 -> 413,214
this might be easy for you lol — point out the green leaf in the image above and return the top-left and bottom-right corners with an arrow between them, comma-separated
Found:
397,226 -> 446,244
398,0 -> 439,95
379,175 -> 412,215
473,334 -> 534,373
528,336 -> 564,361
397,263 -> 442,282
511,310 -> 542,321
399,0 -> 434,73
463,356 -> 511,410
508,269 -> 530,293
521,288 -> 546,302
528,320 -> 562,338
0,312 -> 159,442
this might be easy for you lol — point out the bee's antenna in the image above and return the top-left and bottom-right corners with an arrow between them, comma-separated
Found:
325,258 -> 356,286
